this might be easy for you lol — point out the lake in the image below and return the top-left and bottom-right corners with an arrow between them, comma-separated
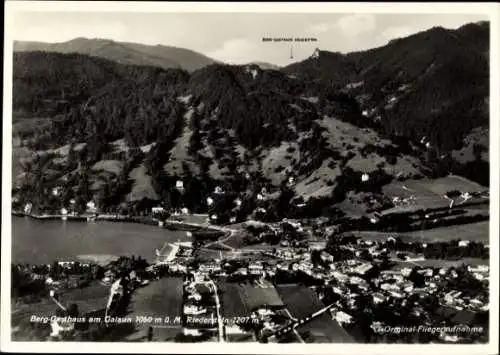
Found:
11,216 -> 190,264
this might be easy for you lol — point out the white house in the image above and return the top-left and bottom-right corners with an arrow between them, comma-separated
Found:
373,293 -> 386,304
400,268 -> 413,277
206,197 -> 214,206
181,207 -> 189,215
335,311 -> 353,325
152,206 -> 164,214
361,173 -> 370,182
458,240 -> 470,247
183,328 -> 201,336
60,208 -> 68,215
468,265 -> 489,273
214,186 -> 224,194
24,202 -> 33,214
354,263 -> 373,275
176,180 -> 184,190
86,201 -> 96,211
320,251 -> 334,262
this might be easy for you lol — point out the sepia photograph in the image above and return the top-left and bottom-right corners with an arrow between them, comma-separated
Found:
2,2 -> 499,354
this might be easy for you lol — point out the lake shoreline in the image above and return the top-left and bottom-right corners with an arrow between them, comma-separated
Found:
11,211 -> 224,232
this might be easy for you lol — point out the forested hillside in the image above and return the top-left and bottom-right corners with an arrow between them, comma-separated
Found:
283,21 -> 489,152
12,21 -> 489,219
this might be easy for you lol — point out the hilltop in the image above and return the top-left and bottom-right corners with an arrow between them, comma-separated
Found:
14,37 -> 217,72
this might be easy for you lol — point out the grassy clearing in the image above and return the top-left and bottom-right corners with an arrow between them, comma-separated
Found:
164,108 -> 200,176
219,280 -> 283,317
276,284 -> 354,343
354,221 -> 489,242
127,163 -> 158,202
126,277 -> 183,341
261,142 -> 299,185
91,160 -> 124,176
218,281 -> 250,318
452,127 -> 489,163
390,258 -> 489,270
294,159 -> 341,199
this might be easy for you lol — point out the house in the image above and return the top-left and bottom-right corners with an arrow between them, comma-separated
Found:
417,268 -> 434,277
86,201 -> 97,213
199,263 -> 221,273
372,293 -> 386,304
354,263 -> 374,275
350,276 -> 368,287
187,292 -> 202,302
206,197 -> 214,206
403,283 -> 414,293
400,268 -> 413,277
24,202 -> 33,214
380,283 -> 399,291
335,311 -> 353,325
332,286 -> 345,295
458,240 -> 470,247
52,187 -> 62,196
184,305 -> 207,315
332,271 -> 349,283
152,206 -> 164,214
214,186 -> 224,194
235,267 -> 248,275
389,290 -> 405,299
444,290 -> 462,304
249,262 -> 264,275
468,265 -> 489,273
176,180 -> 184,190
60,208 -> 68,215
181,207 -> 189,215
361,173 -> 370,182
473,273 -> 486,281
320,251 -> 334,263
183,328 -> 201,336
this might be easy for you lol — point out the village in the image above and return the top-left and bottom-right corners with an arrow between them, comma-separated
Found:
11,202 -> 490,344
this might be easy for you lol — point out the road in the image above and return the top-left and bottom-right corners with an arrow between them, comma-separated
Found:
206,280 -> 225,343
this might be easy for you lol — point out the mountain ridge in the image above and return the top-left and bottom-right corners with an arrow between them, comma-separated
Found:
14,37 -> 217,72
11,21 -> 490,218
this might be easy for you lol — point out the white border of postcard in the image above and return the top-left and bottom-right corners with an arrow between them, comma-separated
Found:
2,1 -> 499,354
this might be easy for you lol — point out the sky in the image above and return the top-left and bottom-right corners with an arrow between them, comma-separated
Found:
12,12 -> 488,66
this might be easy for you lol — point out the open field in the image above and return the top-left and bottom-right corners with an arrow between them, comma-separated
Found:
127,163 -> 159,202
276,284 -> 325,318
218,282 -> 250,318
390,258 -> 489,270
382,175 -> 488,215
218,280 -> 283,318
12,282 -> 109,326
276,284 -> 354,343
354,221 -> 489,243
126,277 -> 183,341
